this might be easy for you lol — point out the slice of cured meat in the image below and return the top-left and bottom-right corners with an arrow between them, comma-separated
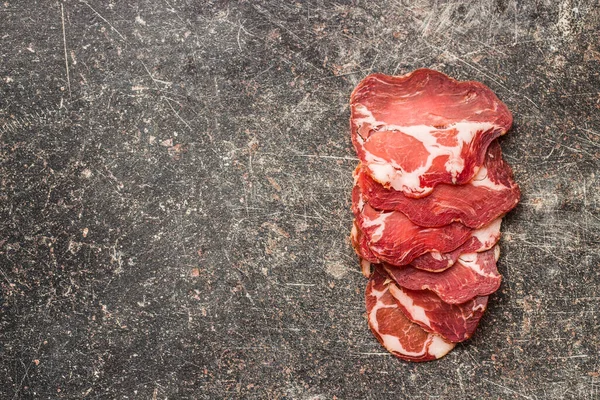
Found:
352,186 -> 473,266
351,69 -> 512,198
388,283 -> 488,343
355,140 -> 520,228
410,218 -> 502,272
384,246 -> 501,304
351,213 -> 501,272
366,267 -> 455,361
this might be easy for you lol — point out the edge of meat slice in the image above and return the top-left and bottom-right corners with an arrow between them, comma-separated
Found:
384,246 -> 502,304
388,283 -> 488,343
352,186 -> 473,266
366,268 -> 455,361
351,69 -> 513,198
355,140 -> 521,228
350,219 -> 379,267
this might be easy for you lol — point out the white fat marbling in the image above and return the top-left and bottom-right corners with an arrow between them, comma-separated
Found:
354,103 -> 499,195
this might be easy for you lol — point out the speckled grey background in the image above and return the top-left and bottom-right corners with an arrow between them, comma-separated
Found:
1,1 -> 599,399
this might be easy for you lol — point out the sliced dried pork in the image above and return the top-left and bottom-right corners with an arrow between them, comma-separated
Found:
351,215 -> 502,272
355,140 -> 520,228
410,218 -> 502,272
352,186 -> 473,266
388,283 -> 488,343
351,69 -> 512,198
366,268 -> 455,361
384,246 -> 501,304
351,69 -> 519,362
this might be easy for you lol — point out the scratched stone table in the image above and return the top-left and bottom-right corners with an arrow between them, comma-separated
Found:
1,1 -> 599,399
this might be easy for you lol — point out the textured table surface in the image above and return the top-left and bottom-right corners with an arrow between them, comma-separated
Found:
1,1 -> 599,399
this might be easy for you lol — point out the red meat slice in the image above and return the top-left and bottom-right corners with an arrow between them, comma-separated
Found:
366,267 -> 455,361
384,246 -> 501,304
351,69 -> 512,198
351,215 -> 501,272
410,218 -> 502,272
352,186 -> 472,266
355,140 -> 520,228
388,283 -> 488,343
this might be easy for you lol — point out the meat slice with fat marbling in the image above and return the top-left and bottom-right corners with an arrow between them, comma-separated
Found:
355,140 -> 520,228
351,216 -> 502,272
352,186 -> 473,266
366,267 -> 455,361
384,246 -> 501,304
351,69 -> 512,198
388,283 -> 488,343
410,218 -> 502,272
351,69 -> 520,362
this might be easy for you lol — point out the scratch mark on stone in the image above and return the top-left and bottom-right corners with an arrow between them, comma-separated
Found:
456,365 -> 466,395
236,19 -> 254,52
11,339 -> 43,400
140,61 -> 172,87
285,283 -> 316,287
481,378 -> 534,400
60,3 -> 71,98
237,24 -> 244,52
0,266 -> 12,286
261,152 -> 358,161
513,1 -> 519,45
252,4 -> 307,46
164,97 -> 192,131
80,1 -> 126,41
426,41 -> 540,109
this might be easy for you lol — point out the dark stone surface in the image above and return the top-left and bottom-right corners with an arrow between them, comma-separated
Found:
1,1 -> 599,398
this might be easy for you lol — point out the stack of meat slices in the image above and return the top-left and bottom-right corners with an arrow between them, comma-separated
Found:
349,69 -> 520,362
